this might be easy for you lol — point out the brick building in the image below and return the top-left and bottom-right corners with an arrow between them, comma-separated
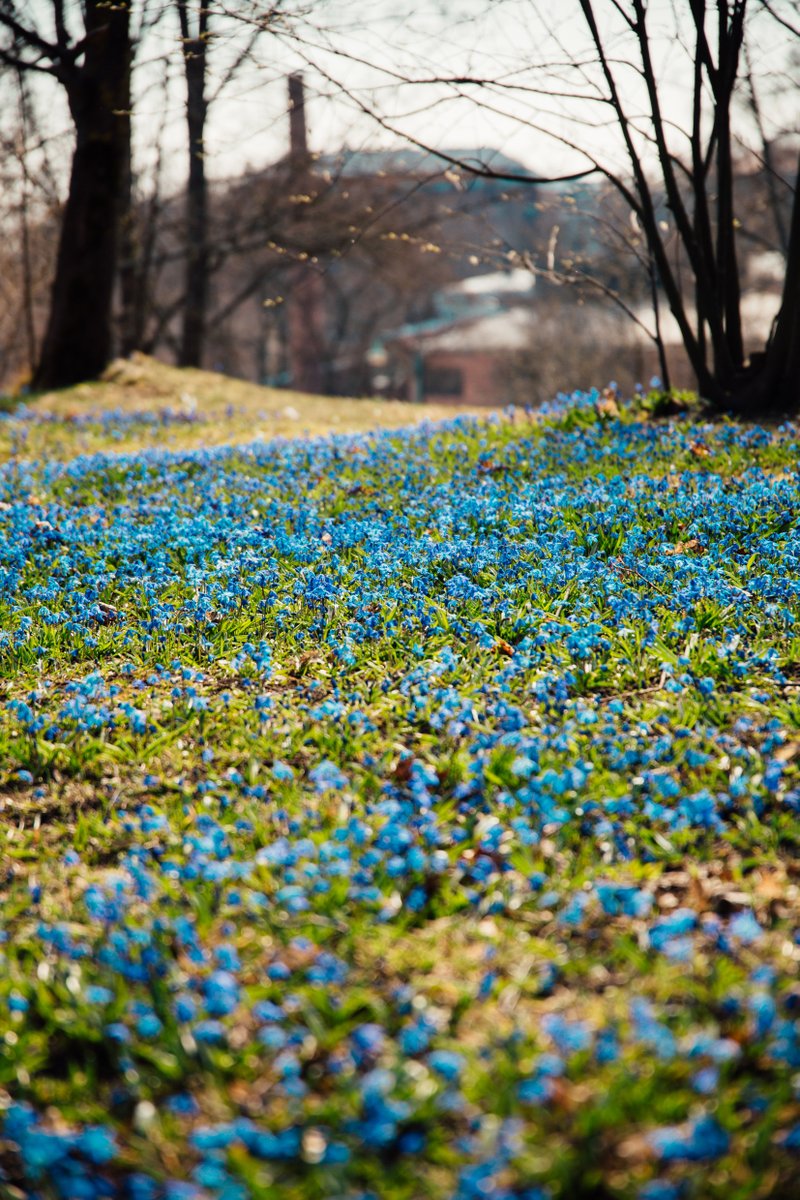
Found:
375,269 -> 537,405
384,306 -> 538,405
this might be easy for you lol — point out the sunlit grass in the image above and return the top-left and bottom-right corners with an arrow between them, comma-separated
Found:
1,388 -> 800,1198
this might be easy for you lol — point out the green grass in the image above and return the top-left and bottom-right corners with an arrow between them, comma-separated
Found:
1,387 -> 800,1198
0,353 -> 480,464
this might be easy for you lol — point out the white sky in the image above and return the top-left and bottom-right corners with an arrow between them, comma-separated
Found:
198,0 -> 798,183
12,0 -> 800,191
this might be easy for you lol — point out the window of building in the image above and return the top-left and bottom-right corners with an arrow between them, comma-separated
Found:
423,364 -> 464,396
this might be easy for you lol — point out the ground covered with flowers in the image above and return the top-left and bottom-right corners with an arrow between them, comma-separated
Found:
1,391 -> 800,1199
0,354 -> 474,464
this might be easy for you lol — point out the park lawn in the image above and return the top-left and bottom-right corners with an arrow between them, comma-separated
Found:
0,354 -> 480,465
1,386 -> 800,1199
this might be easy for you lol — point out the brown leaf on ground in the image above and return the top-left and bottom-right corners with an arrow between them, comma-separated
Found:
773,741 -> 800,765
95,602 -> 120,626
596,394 -> 620,418
393,756 -> 414,783
665,538 -> 706,556
754,870 -> 788,903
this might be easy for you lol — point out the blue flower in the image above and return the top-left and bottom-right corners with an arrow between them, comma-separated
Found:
428,1049 -> 466,1081
77,1124 -> 117,1164
649,1115 -> 729,1162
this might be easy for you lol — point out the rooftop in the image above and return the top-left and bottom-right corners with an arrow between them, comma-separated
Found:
440,268 -> 535,299
390,306 -> 538,354
314,146 -> 535,181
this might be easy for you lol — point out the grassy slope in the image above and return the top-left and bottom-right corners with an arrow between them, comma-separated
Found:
1,391 -> 800,1198
0,354 -> 480,463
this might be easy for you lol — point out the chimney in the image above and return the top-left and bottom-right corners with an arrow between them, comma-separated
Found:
288,73 -> 308,163
285,72 -> 325,394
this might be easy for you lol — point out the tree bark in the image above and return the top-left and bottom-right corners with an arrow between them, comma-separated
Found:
32,1 -> 132,391
178,1 -> 209,369
15,70 -> 38,375
766,152 -> 800,408
117,101 -> 138,358
714,1 -> 746,382
727,147 -> 800,414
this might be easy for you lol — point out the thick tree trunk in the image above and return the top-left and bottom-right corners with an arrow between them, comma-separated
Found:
118,132 -> 139,358
724,148 -> 800,416
32,3 -> 132,391
761,150 -> 800,411
178,4 -> 209,369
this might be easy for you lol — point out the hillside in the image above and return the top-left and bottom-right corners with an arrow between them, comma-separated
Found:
0,353 -> 483,462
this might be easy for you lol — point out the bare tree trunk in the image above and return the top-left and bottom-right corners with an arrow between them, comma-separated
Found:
177,0 -> 209,369
766,169 -> 800,409
32,2 -> 132,391
118,105 -> 138,358
714,1 -> 746,382
743,42 -> 789,257
15,70 -> 37,375
731,147 -> 800,414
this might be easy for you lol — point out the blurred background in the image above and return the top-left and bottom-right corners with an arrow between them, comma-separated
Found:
0,0 -> 796,404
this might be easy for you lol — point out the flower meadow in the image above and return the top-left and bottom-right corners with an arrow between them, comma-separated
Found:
2,393 -> 800,1199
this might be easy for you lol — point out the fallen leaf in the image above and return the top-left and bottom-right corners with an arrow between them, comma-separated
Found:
665,538 -> 706,556
773,741 -> 800,765
95,602 -> 120,626
393,756 -> 414,783
755,871 -> 786,902
596,395 -> 619,418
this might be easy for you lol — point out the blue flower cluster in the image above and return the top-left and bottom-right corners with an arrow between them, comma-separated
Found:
1,394 -> 800,1198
